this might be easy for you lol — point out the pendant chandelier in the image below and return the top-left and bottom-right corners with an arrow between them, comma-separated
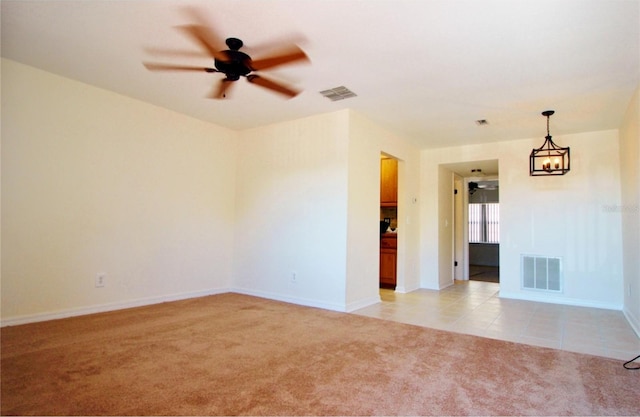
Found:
529,110 -> 570,176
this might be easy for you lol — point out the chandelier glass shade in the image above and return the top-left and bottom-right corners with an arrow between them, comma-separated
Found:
530,110 -> 570,176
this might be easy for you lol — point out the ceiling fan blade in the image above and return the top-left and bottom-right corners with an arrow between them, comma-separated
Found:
143,62 -> 218,72
249,46 -> 309,71
247,74 -> 299,98
209,79 -> 235,99
178,24 -> 227,61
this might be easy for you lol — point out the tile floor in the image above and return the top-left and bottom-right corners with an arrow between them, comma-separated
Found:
353,280 -> 640,361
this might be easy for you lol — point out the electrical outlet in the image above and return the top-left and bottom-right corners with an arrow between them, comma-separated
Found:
95,273 -> 106,288
291,272 -> 297,284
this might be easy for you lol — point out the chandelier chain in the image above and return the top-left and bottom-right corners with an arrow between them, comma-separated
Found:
547,114 -> 550,137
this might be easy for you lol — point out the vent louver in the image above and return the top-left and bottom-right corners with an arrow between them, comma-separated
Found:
521,255 -> 562,292
319,86 -> 357,101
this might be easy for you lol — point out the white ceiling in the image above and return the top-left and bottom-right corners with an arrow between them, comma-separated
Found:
2,0 -> 638,150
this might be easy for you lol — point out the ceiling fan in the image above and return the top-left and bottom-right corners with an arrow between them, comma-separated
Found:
143,24 -> 309,99
469,181 -> 499,195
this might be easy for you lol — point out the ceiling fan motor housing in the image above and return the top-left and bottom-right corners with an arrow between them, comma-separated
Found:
215,38 -> 252,80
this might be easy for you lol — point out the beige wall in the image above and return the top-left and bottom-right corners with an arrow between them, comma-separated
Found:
346,110 -> 421,308
232,109 -> 421,312
619,86 -> 640,334
2,57 -> 636,326
421,129 -> 625,309
1,59 -> 238,323
1,59 -> 421,320
232,110 -> 350,310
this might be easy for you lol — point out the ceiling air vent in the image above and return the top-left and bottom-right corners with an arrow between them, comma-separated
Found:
320,86 -> 357,101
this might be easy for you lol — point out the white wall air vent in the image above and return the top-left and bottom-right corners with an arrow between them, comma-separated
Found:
319,86 -> 357,101
521,255 -> 562,292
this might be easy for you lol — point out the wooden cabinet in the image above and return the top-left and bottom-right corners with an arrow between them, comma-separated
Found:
380,234 -> 397,288
380,158 -> 398,207
380,157 -> 398,288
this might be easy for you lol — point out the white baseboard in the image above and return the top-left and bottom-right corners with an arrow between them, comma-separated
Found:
499,290 -> 623,311
623,307 -> 640,338
1,287 -> 379,327
231,287 -> 348,312
0,287 -> 230,327
232,287 -> 380,313
395,282 -> 422,294
345,295 -> 381,312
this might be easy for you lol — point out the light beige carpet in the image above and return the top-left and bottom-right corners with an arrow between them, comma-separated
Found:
1,293 -> 638,416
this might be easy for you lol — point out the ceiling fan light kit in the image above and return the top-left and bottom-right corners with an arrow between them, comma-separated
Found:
529,110 -> 570,176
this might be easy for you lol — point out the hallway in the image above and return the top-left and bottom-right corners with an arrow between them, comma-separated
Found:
353,280 -> 640,361
469,265 -> 499,283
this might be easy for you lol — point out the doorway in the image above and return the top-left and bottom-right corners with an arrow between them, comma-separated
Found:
467,178 -> 499,283
379,153 -> 399,290
447,160 -> 500,284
